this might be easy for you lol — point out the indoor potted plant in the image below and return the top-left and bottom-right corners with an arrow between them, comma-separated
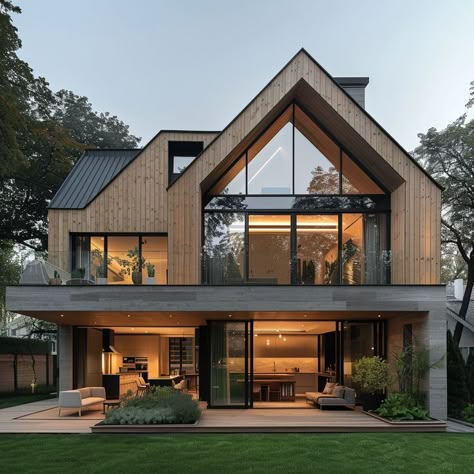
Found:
352,355 -> 389,411
116,246 -> 145,285
145,262 -> 155,284
92,248 -> 108,285
95,264 -> 108,285
49,270 -> 62,286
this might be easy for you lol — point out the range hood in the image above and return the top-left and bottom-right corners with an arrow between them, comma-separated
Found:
102,329 -> 120,354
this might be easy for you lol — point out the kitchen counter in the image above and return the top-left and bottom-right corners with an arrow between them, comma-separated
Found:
103,373 -> 140,399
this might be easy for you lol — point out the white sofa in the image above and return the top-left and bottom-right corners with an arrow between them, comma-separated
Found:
59,387 -> 106,416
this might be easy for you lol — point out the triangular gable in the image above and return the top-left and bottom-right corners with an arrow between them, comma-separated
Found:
169,48 -> 441,193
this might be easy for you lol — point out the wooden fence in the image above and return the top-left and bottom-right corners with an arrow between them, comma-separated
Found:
0,353 -> 56,393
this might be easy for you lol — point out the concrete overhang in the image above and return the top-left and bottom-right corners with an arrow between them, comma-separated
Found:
6,285 -> 446,327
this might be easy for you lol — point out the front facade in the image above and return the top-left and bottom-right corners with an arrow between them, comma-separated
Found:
6,49 -> 447,418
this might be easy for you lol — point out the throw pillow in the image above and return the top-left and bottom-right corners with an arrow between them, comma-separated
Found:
322,382 -> 337,394
332,386 -> 344,398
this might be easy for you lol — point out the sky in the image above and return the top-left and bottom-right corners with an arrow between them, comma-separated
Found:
14,0 -> 474,152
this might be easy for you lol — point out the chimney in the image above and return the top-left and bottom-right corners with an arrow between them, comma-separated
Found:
454,278 -> 464,301
335,77 -> 369,109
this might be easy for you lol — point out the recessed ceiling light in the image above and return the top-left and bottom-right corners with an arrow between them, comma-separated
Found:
304,315 -> 307,318
127,314 -> 131,318
169,315 -> 173,318
132,328 -> 135,330
378,314 -> 381,318
228,314 -> 232,318
60,314 -> 64,318
283,337 -> 287,342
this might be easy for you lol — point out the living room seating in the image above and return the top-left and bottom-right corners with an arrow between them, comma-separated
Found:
305,384 -> 356,409
58,387 -> 106,416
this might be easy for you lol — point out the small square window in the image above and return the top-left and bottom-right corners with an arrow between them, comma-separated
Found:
168,141 -> 204,184
173,156 -> 194,174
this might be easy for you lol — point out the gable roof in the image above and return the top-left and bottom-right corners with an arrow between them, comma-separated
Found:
168,48 -> 441,191
49,149 -> 140,209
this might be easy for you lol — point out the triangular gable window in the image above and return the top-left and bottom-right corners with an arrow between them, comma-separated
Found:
208,104 -> 385,196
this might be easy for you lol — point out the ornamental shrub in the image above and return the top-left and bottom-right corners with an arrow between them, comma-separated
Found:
376,393 -> 430,421
352,356 -> 390,394
463,404 -> 474,424
103,386 -> 201,425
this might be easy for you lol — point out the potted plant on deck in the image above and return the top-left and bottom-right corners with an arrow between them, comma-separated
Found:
352,355 -> 389,411
145,262 -> 155,284
49,270 -> 62,286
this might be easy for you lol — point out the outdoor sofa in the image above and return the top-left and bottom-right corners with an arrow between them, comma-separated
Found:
58,387 -> 106,416
305,386 -> 356,409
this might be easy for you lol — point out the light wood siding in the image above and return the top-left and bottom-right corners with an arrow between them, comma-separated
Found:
167,50 -> 441,284
48,131 -> 218,268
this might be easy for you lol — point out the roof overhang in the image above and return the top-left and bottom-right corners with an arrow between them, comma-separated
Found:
6,285 -> 445,327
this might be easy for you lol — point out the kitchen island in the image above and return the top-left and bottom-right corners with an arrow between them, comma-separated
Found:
253,373 -> 296,401
102,373 -> 140,399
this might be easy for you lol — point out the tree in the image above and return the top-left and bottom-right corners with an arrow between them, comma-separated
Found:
53,90 -> 140,152
447,330 -> 470,417
414,84 -> 474,346
0,240 -> 24,333
466,350 -> 474,404
0,2 -> 141,250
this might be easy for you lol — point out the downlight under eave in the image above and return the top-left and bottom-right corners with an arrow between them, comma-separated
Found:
207,104 -> 386,197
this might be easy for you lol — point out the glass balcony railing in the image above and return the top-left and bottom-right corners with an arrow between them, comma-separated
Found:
201,250 -> 392,285
19,250 -> 392,286
20,251 -> 168,286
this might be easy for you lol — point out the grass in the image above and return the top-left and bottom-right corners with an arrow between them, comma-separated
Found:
0,433 -> 473,473
0,393 -> 55,409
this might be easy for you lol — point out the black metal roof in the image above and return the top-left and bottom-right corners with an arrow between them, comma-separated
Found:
49,149 -> 141,209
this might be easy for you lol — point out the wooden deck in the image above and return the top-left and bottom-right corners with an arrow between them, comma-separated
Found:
92,408 -> 446,433
0,400 -> 446,433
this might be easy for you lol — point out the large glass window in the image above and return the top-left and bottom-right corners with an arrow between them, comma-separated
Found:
294,106 -> 341,194
296,215 -> 339,285
72,234 -> 168,285
202,102 -> 390,286
248,215 -> 291,284
210,321 -> 250,406
247,108 -> 293,194
342,213 -> 390,285
202,213 -> 245,284
142,236 -> 168,284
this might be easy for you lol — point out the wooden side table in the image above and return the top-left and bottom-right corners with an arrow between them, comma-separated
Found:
103,399 -> 121,414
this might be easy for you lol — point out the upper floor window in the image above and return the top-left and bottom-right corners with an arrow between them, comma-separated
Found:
169,141 -> 204,185
202,102 -> 391,286
208,104 -> 385,196
72,234 -> 167,285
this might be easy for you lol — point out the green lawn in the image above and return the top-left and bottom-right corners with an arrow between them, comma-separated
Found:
0,393 -> 55,409
0,433 -> 473,473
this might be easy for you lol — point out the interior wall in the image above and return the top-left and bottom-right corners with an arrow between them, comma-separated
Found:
113,335 -> 161,378
253,334 -> 318,373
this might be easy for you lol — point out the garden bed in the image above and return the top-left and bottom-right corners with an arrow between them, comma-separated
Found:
364,411 -> 446,431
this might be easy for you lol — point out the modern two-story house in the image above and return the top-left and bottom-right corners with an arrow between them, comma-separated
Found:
6,49 -> 447,418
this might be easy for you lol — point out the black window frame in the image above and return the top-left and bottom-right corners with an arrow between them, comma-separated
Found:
168,141 -> 204,185
70,232 -> 168,284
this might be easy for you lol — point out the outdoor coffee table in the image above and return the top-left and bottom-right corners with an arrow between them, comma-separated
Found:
103,399 -> 121,413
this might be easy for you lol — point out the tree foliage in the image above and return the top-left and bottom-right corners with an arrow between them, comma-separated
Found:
0,2 -> 140,250
414,85 -> 474,345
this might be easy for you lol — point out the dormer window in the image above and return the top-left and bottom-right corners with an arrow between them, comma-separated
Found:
169,141 -> 204,184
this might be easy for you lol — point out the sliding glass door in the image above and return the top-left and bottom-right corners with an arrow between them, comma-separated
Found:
209,321 -> 252,407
